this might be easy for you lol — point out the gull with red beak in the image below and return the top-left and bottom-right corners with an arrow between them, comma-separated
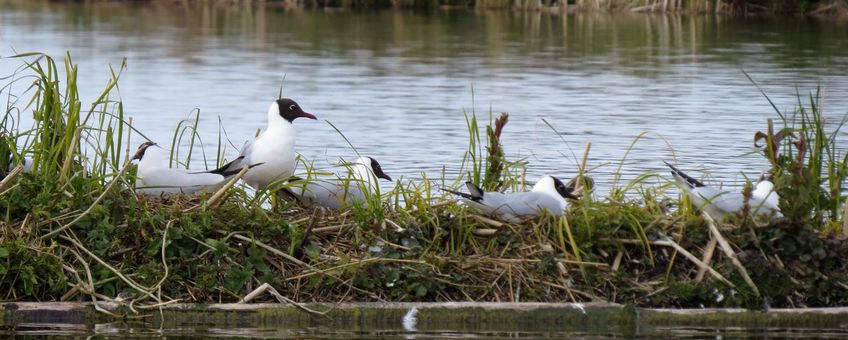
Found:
218,98 -> 317,190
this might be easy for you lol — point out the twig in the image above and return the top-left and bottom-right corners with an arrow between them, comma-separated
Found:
703,213 -> 760,296
285,258 -> 432,282
240,282 -> 329,318
207,165 -> 249,209
611,251 -> 623,272
471,214 -> 504,228
220,231 -> 384,301
40,157 -> 135,240
0,164 -> 23,194
653,233 -> 735,288
312,224 -> 347,234
695,236 -> 718,283
473,228 -> 498,236
225,232 -> 313,269
488,257 -> 609,268
60,233 -> 161,303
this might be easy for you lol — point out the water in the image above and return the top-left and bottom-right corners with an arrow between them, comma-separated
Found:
2,1 -> 848,189
5,319 -> 848,338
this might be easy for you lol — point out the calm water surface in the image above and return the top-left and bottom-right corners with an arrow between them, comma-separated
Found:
1,1 -> 848,190
6,320 -> 848,338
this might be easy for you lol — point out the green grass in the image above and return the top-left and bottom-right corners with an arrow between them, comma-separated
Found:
2,53 -> 848,314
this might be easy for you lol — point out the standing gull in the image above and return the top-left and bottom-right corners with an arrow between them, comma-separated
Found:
133,142 -> 260,195
218,98 -> 317,190
665,161 -> 781,220
443,175 -> 578,223
288,156 -> 393,210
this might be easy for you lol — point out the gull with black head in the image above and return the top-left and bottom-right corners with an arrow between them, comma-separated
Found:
443,175 -> 579,223
287,156 -> 393,210
217,98 -> 317,191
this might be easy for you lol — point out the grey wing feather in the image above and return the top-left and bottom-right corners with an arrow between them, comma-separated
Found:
696,190 -> 744,214
694,189 -> 779,218
218,139 -> 254,174
497,192 -> 563,217
467,191 -> 563,222
137,168 -> 227,194
296,180 -> 367,210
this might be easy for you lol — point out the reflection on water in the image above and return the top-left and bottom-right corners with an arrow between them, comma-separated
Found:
5,322 -> 848,338
1,1 -> 847,191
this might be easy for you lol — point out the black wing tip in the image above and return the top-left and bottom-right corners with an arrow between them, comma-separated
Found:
664,161 -> 706,188
208,156 -> 244,175
441,186 -> 482,202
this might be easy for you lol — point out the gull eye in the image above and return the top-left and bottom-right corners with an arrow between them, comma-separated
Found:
289,105 -> 297,111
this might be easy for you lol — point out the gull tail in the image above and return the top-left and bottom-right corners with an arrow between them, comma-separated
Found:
664,161 -> 705,189
220,162 -> 264,177
206,156 -> 243,175
441,181 -> 484,202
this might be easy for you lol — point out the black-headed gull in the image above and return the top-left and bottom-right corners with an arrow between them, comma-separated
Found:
665,161 -> 781,220
218,98 -> 317,190
288,156 -> 393,210
444,175 -> 578,223
133,142 -> 259,195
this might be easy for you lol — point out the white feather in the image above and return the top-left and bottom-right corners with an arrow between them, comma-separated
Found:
293,156 -> 389,209
459,175 -> 569,223
135,146 -> 229,195
669,166 -> 781,220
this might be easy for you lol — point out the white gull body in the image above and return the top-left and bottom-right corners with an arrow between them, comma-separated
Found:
291,156 -> 392,210
446,175 -> 576,223
134,143 -> 237,195
666,162 -> 782,220
219,98 -> 316,191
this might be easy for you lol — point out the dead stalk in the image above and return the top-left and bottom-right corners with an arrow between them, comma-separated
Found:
703,213 -> 760,296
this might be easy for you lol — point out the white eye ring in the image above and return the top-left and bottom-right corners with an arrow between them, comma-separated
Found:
289,105 -> 297,111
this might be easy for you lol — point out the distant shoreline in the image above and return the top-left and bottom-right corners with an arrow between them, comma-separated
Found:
79,0 -> 848,19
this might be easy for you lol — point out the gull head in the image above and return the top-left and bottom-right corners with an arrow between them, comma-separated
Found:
754,172 -> 779,205
270,98 -> 317,124
755,172 -> 775,191
534,175 -> 579,200
132,141 -> 158,161
354,156 -> 392,182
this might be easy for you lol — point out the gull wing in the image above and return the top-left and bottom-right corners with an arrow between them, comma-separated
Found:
467,191 -> 564,222
214,139 -> 255,174
694,189 -> 780,219
294,179 -> 368,210
136,167 -> 227,194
